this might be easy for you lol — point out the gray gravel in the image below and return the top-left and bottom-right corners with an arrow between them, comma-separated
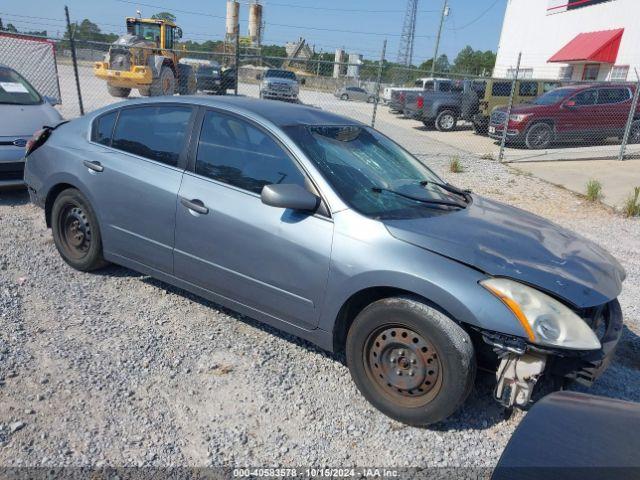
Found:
0,147 -> 639,468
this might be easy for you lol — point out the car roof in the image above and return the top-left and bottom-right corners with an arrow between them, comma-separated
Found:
106,96 -> 363,128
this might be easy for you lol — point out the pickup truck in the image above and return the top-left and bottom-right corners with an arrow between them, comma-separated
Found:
403,79 -> 487,131
386,78 -> 452,114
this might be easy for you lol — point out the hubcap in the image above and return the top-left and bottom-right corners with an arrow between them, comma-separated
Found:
58,205 -> 92,260
365,326 -> 442,406
530,126 -> 551,148
441,114 -> 455,129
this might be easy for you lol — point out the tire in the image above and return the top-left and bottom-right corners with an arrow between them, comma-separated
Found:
435,110 -> 458,132
177,64 -> 197,95
367,96 -> 376,104
472,121 -> 488,136
629,120 -> 640,144
346,296 -> 476,426
525,122 -> 553,149
138,87 -> 150,97
107,85 -> 131,98
149,65 -> 175,97
51,188 -> 108,272
422,120 -> 435,129
341,93 -> 349,101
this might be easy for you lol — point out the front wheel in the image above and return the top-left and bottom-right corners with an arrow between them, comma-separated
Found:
107,85 -> 131,98
341,93 -> 349,101
629,120 -> 640,144
149,65 -> 175,96
435,110 -> 458,132
51,188 -> 108,272
346,296 -> 475,426
525,123 -> 553,149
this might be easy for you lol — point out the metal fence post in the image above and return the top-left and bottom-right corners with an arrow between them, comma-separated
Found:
65,5 -> 84,116
234,23 -> 240,96
498,52 -> 521,163
619,69 -> 640,161
371,39 -> 387,128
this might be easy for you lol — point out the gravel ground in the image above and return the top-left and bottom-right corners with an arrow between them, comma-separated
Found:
1,145 -> 638,469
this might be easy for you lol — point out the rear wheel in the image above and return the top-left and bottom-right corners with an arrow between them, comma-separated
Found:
629,120 -> 640,144
149,66 -> 175,96
51,188 -> 107,272
341,93 -> 349,101
435,110 -> 458,132
525,123 -> 553,149
107,85 -> 131,98
473,121 -> 488,135
346,296 -> 475,426
367,95 -> 376,104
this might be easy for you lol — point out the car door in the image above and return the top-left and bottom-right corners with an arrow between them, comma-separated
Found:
596,87 -> 633,136
86,104 -> 195,273
557,89 -> 598,138
174,108 -> 334,329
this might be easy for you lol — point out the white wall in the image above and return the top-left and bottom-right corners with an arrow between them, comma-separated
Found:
494,0 -> 640,81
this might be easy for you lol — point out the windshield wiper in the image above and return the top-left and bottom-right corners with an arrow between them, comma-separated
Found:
371,187 -> 466,209
420,180 -> 471,202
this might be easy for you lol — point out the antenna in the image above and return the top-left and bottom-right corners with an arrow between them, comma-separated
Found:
397,0 -> 419,66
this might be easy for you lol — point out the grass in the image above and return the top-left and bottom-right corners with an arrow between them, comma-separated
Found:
480,153 -> 495,161
449,156 -> 464,173
585,179 -> 603,202
622,187 -> 640,218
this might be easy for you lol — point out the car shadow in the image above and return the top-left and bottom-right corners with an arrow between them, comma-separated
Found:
0,188 -> 29,207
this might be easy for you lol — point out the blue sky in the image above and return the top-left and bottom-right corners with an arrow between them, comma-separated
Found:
0,0 -> 507,63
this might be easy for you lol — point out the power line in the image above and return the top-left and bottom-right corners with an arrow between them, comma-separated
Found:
262,1 -> 439,14
447,0 -> 503,31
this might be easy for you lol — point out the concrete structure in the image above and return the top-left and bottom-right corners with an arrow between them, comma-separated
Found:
346,53 -> 363,78
248,2 -> 263,47
333,48 -> 345,78
225,0 -> 239,38
494,0 -> 640,81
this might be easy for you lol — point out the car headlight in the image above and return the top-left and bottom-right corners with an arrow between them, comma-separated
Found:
509,114 -> 531,122
481,278 -> 601,350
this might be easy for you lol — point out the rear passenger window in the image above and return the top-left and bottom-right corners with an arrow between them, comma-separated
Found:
195,110 -> 306,194
111,106 -> 192,167
93,111 -> 117,146
492,82 -> 512,97
597,88 -> 631,104
519,82 -> 538,97
438,82 -> 451,92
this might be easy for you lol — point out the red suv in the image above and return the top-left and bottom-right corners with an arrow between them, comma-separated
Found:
488,84 -> 640,149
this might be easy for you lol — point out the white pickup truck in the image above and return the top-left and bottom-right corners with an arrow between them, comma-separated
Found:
382,77 -> 449,104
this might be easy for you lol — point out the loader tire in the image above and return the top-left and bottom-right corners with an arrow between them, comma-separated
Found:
177,64 -> 197,95
149,66 -> 175,97
107,85 -> 131,98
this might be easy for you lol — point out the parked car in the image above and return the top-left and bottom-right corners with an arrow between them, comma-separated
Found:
387,78 -> 452,113
472,78 -> 562,134
0,64 -> 63,188
382,77 -> 448,105
24,97 -> 625,426
335,86 -> 377,103
193,62 -> 236,95
488,84 -> 640,149
258,69 -> 301,102
403,79 -> 487,131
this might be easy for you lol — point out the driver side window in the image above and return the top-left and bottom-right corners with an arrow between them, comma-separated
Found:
195,110 -> 307,194
572,89 -> 597,106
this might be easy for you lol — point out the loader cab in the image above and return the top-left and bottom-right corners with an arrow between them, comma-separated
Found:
125,18 -> 182,50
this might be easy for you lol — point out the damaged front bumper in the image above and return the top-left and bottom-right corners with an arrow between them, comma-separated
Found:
486,299 -> 623,409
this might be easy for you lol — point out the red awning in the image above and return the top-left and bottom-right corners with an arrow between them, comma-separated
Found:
548,28 -> 624,63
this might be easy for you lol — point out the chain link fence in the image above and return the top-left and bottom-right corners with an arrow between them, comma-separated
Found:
3,29 -> 640,168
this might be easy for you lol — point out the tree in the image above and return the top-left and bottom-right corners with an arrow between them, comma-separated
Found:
418,54 -> 450,74
5,23 -> 18,33
151,12 -> 177,23
451,46 -> 496,76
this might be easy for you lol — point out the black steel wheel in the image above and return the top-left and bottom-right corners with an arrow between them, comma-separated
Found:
51,188 -> 107,271
346,296 -> 475,426
525,123 -> 553,149
341,93 -> 349,101
630,120 -> 640,144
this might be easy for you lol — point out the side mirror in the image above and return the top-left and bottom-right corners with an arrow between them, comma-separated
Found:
300,78 -> 306,86
43,95 -> 59,106
261,184 -> 319,212
563,100 -> 577,109
176,27 -> 183,39
256,73 -> 263,80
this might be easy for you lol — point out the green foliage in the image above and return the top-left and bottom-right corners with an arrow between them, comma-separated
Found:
151,12 -> 177,23
449,156 -> 464,173
418,54 -> 450,74
585,179 -> 603,202
64,19 -> 118,44
622,187 -> 640,217
450,46 -> 496,76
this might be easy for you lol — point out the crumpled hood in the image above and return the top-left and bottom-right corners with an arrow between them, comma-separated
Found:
384,196 -> 625,308
0,103 -> 63,137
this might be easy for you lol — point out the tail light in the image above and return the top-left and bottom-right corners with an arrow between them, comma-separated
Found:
417,96 -> 424,109
25,127 -> 51,156
400,92 -> 406,101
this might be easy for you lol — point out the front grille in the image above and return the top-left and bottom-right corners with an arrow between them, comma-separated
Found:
270,82 -> 291,92
490,111 -> 507,125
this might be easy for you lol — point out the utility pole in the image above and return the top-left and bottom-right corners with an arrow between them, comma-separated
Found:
431,0 -> 449,78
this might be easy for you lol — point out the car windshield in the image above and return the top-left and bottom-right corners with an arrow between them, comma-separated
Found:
533,88 -> 574,105
265,70 -> 296,80
285,125 -> 463,219
0,68 -> 42,105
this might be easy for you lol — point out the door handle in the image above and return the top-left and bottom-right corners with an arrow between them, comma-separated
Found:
83,160 -> 104,172
180,197 -> 209,215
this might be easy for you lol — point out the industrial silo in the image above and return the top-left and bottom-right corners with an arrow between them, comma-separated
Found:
226,0 -> 240,38
248,2 -> 263,46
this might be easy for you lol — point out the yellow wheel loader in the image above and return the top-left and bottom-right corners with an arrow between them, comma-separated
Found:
94,17 -> 196,98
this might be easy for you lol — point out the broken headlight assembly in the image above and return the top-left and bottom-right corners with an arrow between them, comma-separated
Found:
481,278 -> 601,351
